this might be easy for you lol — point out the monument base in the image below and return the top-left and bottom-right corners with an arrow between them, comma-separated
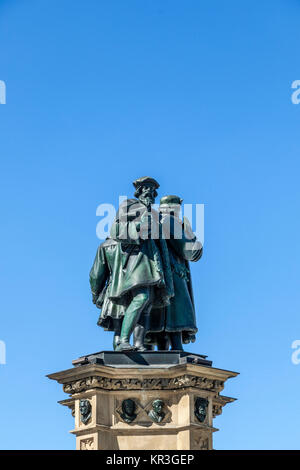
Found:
47,351 -> 237,450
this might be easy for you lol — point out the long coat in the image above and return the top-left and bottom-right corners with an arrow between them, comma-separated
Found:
89,199 -> 174,330
145,215 -> 203,344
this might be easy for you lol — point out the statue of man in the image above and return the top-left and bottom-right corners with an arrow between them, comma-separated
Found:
148,399 -> 165,423
144,195 -> 203,351
89,177 -> 174,351
119,399 -> 137,423
79,399 -> 92,424
194,397 -> 209,423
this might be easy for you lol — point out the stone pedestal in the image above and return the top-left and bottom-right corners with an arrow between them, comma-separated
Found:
47,351 -> 237,450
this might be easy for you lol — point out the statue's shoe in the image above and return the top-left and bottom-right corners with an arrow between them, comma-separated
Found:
135,345 -> 148,352
116,341 -> 134,351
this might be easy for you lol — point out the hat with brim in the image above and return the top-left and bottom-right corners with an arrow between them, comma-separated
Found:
133,176 -> 160,198
133,176 -> 160,190
159,195 -> 183,211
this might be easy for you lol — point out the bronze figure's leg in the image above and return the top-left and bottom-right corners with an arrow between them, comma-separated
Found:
133,299 -> 153,351
133,324 -> 148,351
112,318 -> 122,350
156,332 -> 171,351
116,287 -> 151,351
169,332 -> 183,351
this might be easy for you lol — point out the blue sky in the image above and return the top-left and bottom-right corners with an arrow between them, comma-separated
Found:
1,0 -> 300,450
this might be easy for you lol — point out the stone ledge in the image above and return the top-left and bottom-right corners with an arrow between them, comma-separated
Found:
72,350 -> 212,368
47,360 -> 238,389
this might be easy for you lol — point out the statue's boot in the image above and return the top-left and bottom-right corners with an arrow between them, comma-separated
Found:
113,335 -> 120,350
133,324 -> 149,351
133,303 -> 152,351
116,340 -> 134,351
183,333 -> 196,345
112,318 -> 122,351
190,334 -> 196,343
170,332 -> 183,351
116,288 -> 150,352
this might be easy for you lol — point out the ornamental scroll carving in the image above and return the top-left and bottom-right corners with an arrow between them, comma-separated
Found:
191,432 -> 210,450
63,374 -> 224,395
80,438 -> 94,450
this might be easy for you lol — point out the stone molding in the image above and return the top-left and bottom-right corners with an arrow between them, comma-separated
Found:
62,374 -> 225,394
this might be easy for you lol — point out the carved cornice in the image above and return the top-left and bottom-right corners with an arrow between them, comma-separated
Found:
212,395 -> 236,418
58,398 -> 75,417
212,403 -> 223,418
63,374 -> 225,395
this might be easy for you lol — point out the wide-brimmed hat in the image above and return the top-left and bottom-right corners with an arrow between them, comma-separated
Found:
133,176 -> 159,198
133,176 -> 160,190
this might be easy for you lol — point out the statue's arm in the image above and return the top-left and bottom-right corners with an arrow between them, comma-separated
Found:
89,245 -> 109,303
110,219 -> 140,244
110,200 -> 141,244
182,216 -> 203,261
165,215 -> 203,262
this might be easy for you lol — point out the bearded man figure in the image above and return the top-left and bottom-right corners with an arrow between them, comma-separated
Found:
89,177 -> 174,351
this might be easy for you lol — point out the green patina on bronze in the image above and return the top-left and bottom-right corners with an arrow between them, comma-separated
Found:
194,397 -> 209,423
118,399 -> 137,424
79,399 -> 92,425
148,399 -> 165,423
89,176 -> 203,351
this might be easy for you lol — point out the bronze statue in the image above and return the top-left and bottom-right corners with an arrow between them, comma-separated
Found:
194,397 -> 208,423
90,177 -> 202,351
79,399 -> 92,424
144,195 -> 202,351
148,399 -> 165,423
118,399 -> 137,424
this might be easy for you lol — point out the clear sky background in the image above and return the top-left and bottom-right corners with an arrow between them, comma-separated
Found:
1,0 -> 300,450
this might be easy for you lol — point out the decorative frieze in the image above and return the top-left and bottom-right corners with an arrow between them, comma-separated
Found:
63,374 -> 224,395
